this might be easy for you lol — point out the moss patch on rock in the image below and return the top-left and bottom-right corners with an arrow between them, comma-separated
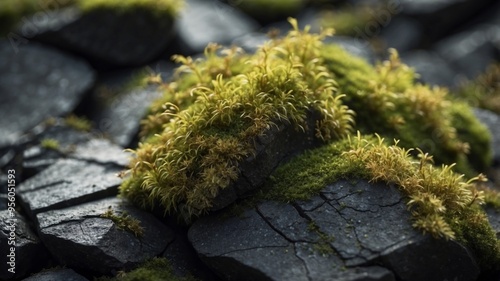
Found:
121,20 -> 354,221
122,19 -> 493,224
321,45 -> 492,177
263,133 -> 500,270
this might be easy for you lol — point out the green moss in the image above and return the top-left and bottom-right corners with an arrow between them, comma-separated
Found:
262,137 -> 368,202
263,133 -> 500,270
40,138 -> 60,151
100,206 -> 144,237
321,45 -> 492,175
65,114 -> 92,132
121,20 -> 354,221
455,63 -> 500,115
95,257 -> 198,281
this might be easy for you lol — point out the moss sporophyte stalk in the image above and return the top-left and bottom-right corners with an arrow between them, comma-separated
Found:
120,18 -> 499,268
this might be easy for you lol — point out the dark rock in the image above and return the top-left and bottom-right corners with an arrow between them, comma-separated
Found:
18,159 -> 122,221
18,6 -> 176,66
401,50 -> 458,88
380,17 -> 423,52
0,211 -> 50,280
0,40 -> 95,149
435,24 -> 500,80
22,121 -> 130,176
22,268 -> 89,281
90,86 -> 164,147
37,197 -> 174,275
189,179 -> 480,281
473,108 -> 500,163
176,0 -> 259,54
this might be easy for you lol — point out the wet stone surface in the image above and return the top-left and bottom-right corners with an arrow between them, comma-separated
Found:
18,159 -> 122,221
0,40 -> 95,149
0,211 -> 50,281
37,197 -> 174,275
189,180 -> 480,281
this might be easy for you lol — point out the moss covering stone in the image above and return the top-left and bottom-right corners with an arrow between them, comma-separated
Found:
321,45 -> 492,177
263,132 -> 500,271
121,20 -> 354,220
119,20 -> 499,270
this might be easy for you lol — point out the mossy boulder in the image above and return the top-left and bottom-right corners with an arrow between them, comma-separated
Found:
121,19 -> 493,223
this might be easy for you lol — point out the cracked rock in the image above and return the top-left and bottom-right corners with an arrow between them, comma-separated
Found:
0,210 -> 50,281
189,179 -> 480,281
37,197 -> 174,275
0,40 -> 95,149
18,159 -> 122,222
22,121 -> 130,177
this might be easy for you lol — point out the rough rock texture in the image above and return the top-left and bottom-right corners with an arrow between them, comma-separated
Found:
20,7 -> 175,66
0,211 -> 50,281
37,197 -> 174,275
18,159 -> 122,221
0,40 -> 95,149
189,180 -> 480,281
22,268 -> 89,281
22,122 -> 130,177
176,0 -> 258,54
473,108 -> 500,163
89,86 -> 164,147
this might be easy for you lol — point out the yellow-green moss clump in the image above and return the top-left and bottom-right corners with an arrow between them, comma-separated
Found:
321,45 -> 492,176
95,257 -> 198,281
455,63 -> 500,115
264,133 -> 500,270
121,20 -> 354,221
122,19 -> 493,223
100,206 -> 144,237
40,138 -> 60,151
